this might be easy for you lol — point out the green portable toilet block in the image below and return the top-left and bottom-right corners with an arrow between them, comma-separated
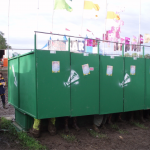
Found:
8,49 -> 149,130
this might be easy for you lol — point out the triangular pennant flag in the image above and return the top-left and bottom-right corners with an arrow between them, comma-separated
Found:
41,43 -> 48,49
63,35 -> 67,41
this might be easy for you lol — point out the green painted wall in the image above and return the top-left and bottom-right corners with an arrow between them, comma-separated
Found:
100,56 -> 124,114
124,57 -> 145,112
36,50 -> 70,119
71,53 -> 99,117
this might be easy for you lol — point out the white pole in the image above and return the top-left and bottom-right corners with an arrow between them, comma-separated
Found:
8,0 -> 10,59
81,0 -> 85,36
37,0 -> 39,31
52,0 -> 55,33
50,0 -> 55,50
138,0 -> 141,57
103,0 -> 107,55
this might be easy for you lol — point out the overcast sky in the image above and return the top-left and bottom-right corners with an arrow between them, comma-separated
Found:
0,0 -> 150,55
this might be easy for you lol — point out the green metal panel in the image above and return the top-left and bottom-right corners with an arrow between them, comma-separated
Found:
145,59 -> 150,109
37,50 -> 70,119
15,109 -> 34,131
71,53 -> 99,117
19,54 -> 36,117
8,58 -> 19,107
124,57 -> 145,112
100,56 -> 124,115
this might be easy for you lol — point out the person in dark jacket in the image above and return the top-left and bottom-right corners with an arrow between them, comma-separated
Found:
0,73 -> 8,109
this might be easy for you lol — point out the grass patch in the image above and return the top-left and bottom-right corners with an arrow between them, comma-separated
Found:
132,122 -> 148,129
118,129 -> 128,134
0,117 -> 46,150
87,129 -> 107,139
60,133 -> 77,142
111,124 -> 119,130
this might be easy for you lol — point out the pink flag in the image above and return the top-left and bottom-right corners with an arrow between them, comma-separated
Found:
103,34 -> 105,41
120,38 -> 125,43
111,26 -> 115,32
106,31 -> 109,40
125,37 -> 130,45
87,29 -> 91,32
116,27 -> 120,39
65,28 -> 70,31
93,40 -> 97,47
116,32 -> 120,39
109,30 -> 112,34
87,39 -> 93,46
140,34 -> 143,44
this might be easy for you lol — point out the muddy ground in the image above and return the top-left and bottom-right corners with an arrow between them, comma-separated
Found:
38,121 -> 150,150
1,71 -> 150,150
0,132 -> 23,150
0,71 -> 15,117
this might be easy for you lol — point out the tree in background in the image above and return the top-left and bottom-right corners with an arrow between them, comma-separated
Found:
0,31 -> 11,49
132,53 -> 138,57
145,54 -> 150,59
124,53 -> 131,57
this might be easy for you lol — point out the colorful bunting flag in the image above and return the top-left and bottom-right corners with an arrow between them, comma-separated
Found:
65,28 -> 70,31
87,29 -> 91,32
63,35 -> 67,41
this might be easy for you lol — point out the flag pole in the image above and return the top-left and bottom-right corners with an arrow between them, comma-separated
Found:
81,0 -> 85,36
138,0 -> 141,58
103,0 -> 107,55
37,0 -> 39,31
50,0 -> 55,50
52,0 -> 54,32
7,0 -> 10,59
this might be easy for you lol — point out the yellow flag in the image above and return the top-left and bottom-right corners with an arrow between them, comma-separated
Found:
144,34 -> 150,43
84,0 -> 100,11
106,5 -> 120,20
83,0 -> 100,19
107,11 -> 120,20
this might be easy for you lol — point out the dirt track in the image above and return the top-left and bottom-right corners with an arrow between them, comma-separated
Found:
0,71 -> 15,117
37,121 -> 150,150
